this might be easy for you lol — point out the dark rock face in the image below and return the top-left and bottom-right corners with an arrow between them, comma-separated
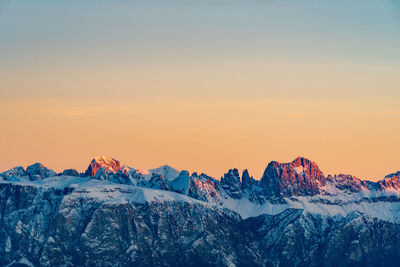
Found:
386,171 -> 400,178
259,157 -> 326,199
169,170 -> 190,195
240,169 -> 259,202
243,209 -> 400,267
26,163 -> 57,180
147,174 -> 170,191
1,182 -> 400,267
0,166 -> 28,181
326,174 -> 365,193
0,183 -> 245,267
61,169 -> 80,177
241,169 -> 257,190
107,169 -> 133,185
221,169 -> 242,199
220,169 -> 259,200
91,165 -> 141,185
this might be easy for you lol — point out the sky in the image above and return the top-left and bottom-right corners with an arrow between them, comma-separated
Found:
0,0 -> 399,181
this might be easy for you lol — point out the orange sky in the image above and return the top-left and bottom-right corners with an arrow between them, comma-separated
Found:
1,0 -> 399,181
1,92 -> 399,181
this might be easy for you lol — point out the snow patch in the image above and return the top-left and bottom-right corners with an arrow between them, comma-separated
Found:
294,166 -> 304,174
5,236 -> 11,252
148,165 -> 180,181
6,258 -> 35,267
15,220 -> 23,234
18,258 -> 35,267
222,197 -> 289,219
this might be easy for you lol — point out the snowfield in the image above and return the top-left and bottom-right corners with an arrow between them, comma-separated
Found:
2,174 -> 400,223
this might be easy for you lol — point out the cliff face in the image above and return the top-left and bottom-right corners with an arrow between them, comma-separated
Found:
1,182 -> 400,267
0,182 -> 244,267
259,157 -> 326,199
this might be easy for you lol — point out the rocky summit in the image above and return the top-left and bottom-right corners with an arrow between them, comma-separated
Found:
1,156 -> 400,267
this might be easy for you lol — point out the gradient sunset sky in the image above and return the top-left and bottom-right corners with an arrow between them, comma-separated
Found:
1,0 -> 399,181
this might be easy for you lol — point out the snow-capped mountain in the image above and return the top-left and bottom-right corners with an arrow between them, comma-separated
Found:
85,156 -> 122,177
147,165 -> 180,181
1,156 -> 400,266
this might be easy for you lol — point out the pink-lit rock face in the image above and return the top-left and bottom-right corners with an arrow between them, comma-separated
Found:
189,174 -> 222,204
259,157 -> 326,198
84,156 -> 121,177
380,172 -> 400,190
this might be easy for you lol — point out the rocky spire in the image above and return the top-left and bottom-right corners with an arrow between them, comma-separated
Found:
241,169 -> 257,190
221,168 -> 242,199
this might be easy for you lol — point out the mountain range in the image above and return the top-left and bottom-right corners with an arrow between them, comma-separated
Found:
1,156 -> 400,266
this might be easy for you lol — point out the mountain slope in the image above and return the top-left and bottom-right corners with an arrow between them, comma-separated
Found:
1,178 -> 400,267
1,156 -> 400,266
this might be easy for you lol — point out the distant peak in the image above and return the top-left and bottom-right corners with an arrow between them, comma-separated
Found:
26,162 -> 57,180
149,165 -> 179,181
385,171 -> 400,179
154,164 -> 174,170
292,156 -> 316,166
27,162 -> 46,169
266,157 -> 320,170
93,155 -> 118,164
260,156 -> 325,197
85,156 -> 121,177
227,168 -> 240,176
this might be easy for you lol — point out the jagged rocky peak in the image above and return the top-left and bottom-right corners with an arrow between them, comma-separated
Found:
0,166 -> 28,181
259,156 -> 326,198
147,173 -> 170,190
85,156 -> 121,177
221,168 -> 242,199
291,156 -> 325,178
119,165 -> 132,175
385,171 -> 400,179
168,170 -> 223,203
190,177 -> 222,203
241,169 -> 257,189
180,170 -> 190,176
380,171 -> 400,190
26,162 -> 57,180
221,169 -> 241,184
265,156 -> 325,180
